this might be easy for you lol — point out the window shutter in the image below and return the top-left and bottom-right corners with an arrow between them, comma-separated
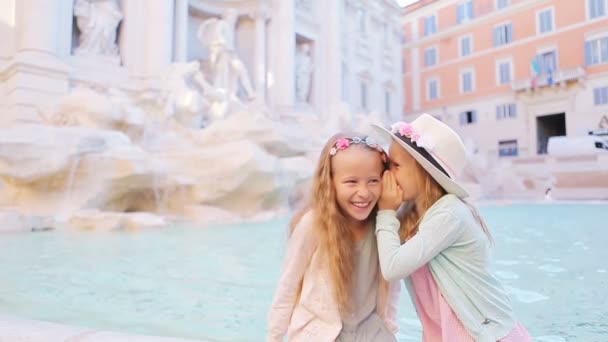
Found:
585,41 -> 592,66
506,24 -> 513,43
468,1 -> 474,19
457,5 -> 464,24
472,110 -> 478,123
601,37 -> 608,63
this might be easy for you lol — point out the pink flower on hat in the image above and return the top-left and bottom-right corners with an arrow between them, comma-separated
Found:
411,132 -> 421,142
335,138 -> 350,150
398,123 -> 414,137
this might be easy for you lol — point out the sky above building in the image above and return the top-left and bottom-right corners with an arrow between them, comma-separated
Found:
396,0 -> 418,7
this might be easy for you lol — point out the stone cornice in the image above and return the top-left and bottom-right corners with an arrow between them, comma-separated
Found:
189,0 -> 263,17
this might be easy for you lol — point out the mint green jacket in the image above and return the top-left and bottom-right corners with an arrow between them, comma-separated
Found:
375,194 -> 516,342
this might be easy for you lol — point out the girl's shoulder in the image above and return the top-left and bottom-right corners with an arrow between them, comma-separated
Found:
290,210 -> 318,245
424,194 -> 463,219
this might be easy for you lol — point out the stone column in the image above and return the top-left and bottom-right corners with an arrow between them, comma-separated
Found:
173,0 -> 189,62
4,0 -> 72,124
410,19 -> 421,112
120,0 -> 174,76
15,0 -> 63,56
251,5 -> 270,105
267,0 -> 295,110
316,0 -> 342,111
0,0 -> 16,59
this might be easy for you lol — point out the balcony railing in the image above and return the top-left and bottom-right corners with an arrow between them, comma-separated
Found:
511,66 -> 586,92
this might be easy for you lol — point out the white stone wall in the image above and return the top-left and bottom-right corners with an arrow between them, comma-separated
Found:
339,0 -> 403,121
0,0 -> 403,124
414,76 -> 608,161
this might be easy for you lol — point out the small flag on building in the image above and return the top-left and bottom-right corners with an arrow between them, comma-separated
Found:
530,57 -> 541,88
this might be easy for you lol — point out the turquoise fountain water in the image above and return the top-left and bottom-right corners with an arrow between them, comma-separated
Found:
0,203 -> 606,341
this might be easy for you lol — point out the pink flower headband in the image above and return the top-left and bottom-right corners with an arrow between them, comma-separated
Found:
329,136 -> 388,163
390,122 -> 435,151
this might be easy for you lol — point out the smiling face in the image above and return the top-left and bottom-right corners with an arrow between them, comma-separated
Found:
331,145 -> 385,227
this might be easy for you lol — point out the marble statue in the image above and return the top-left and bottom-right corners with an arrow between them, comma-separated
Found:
73,0 -> 123,58
197,8 -> 256,119
161,61 -> 216,128
295,43 -> 314,104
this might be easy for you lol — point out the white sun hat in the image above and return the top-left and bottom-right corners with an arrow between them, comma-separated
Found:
371,113 -> 469,198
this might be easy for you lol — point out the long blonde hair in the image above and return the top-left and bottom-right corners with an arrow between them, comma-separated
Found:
290,133 -> 387,315
398,158 -> 492,243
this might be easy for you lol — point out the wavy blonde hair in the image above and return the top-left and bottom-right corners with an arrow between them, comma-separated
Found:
290,133 -> 388,315
398,158 -> 492,243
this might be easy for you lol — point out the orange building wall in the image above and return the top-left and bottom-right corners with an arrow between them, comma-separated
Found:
403,0 -> 608,113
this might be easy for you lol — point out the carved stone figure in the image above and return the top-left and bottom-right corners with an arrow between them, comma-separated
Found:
295,43 -> 314,104
73,0 -> 123,58
162,61 -> 211,128
197,9 -> 256,119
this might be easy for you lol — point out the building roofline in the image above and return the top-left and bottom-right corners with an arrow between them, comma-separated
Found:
403,0 -> 439,14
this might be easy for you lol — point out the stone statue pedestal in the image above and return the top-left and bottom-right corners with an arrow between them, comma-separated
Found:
73,51 -> 121,66
68,55 -> 131,91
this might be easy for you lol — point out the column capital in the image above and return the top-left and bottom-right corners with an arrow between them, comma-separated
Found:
248,1 -> 272,21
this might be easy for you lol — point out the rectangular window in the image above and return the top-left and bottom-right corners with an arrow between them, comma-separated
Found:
498,61 -> 511,84
360,82 -> 368,110
585,37 -> 608,66
461,71 -> 473,93
385,91 -> 391,115
424,48 -> 437,67
428,79 -> 439,100
589,0 -> 607,19
538,9 -> 554,34
496,103 -> 517,120
425,15 -> 437,36
594,87 -> 608,105
494,23 -> 513,46
357,8 -> 366,33
497,0 -> 510,9
536,50 -> 557,74
457,1 -> 474,24
460,36 -> 472,57
459,110 -> 477,125
499,139 -> 518,157
383,23 -> 389,45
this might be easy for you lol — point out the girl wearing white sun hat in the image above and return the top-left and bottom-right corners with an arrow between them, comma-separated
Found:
371,114 -> 531,342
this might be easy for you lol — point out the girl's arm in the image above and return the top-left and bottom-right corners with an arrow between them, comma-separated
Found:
384,279 -> 401,334
267,212 -> 317,341
375,209 -> 463,281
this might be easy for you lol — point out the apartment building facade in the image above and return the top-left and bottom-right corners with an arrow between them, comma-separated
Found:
401,0 -> 608,159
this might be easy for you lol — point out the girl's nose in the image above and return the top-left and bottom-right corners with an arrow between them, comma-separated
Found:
356,185 -> 371,198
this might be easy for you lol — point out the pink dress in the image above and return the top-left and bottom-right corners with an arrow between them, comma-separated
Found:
410,265 -> 531,342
